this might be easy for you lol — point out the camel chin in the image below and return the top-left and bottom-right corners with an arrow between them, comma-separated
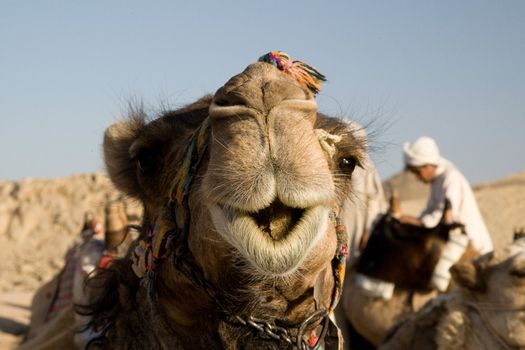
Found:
207,202 -> 329,275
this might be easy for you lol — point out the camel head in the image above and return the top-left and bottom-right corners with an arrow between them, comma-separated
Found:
101,52 -> 367,347
203,59 -> 357,275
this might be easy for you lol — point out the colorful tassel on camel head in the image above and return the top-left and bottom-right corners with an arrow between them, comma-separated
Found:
258,51 -> 326,95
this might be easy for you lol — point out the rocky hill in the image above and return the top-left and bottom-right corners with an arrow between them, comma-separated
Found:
0,173 -> 141,292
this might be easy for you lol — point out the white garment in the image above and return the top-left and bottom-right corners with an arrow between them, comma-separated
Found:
419,159 -> 493,254
342,159 -> 387,260
73,236 -> 105,349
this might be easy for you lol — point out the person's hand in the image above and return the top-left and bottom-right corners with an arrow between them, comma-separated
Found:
398,214 -> 423,226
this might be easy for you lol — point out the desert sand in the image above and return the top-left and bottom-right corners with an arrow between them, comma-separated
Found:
1,170 -> 524,348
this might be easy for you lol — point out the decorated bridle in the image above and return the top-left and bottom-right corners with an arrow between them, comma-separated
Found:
131,52 -> 347,349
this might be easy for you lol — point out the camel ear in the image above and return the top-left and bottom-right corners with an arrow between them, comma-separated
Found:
450,260 -> 484,291
103,120 -> 144,198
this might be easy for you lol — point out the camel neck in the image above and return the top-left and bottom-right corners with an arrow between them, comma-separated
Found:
152,255 -> 335,348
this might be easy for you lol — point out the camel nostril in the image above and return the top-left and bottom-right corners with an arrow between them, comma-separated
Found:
214,99 -> 230,107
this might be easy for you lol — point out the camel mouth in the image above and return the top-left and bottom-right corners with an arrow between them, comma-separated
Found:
208,201 -> 329,275
250,200 -> 305,241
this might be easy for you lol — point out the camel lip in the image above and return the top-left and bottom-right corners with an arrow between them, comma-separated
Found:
207,202 -> 329,275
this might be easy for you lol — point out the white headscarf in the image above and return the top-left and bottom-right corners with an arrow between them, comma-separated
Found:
403,136 -> 441,167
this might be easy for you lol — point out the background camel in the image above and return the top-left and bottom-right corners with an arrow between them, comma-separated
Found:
379,238 -> 525,349
81,52 -> 368,349
17,201 -> 135,350
342,196 -> 478,347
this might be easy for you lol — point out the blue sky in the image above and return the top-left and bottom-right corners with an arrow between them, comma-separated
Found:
1,1 -> 524,183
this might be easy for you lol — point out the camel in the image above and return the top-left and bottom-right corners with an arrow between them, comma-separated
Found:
19,201 -> 134,350
76,51 -> 368,350
379,238 -> 525,350
342,195 -> 478,347
22,212 -> 104,343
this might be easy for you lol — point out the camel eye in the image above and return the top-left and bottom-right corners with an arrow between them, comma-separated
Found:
339,157 -> 357,174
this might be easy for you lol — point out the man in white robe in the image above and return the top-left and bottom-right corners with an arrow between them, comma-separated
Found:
400,136 -> 493,254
